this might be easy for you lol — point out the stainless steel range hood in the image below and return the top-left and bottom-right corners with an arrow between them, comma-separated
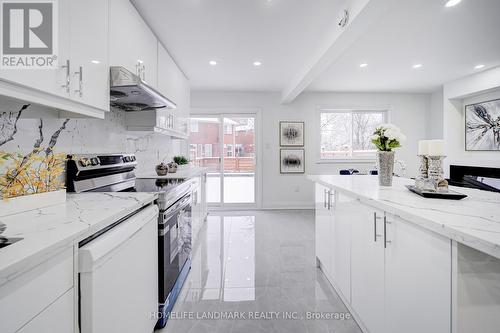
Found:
109,66 -> 176,111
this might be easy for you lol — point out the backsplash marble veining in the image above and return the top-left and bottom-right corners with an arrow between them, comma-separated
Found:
0,102 -> 184,198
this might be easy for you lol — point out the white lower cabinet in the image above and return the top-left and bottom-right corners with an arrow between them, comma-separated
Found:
331,192 -> 352,301
350,202 -> 385,333
0,247 -> 74,333
315,184 -> 333,278
18,289 -> 74,333
384,215 -> 451,333
314,187 -> 452,333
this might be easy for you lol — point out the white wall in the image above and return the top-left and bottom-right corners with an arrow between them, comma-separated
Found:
442,66 -> 500,176
192,91 -> 430,209
428,88 -> 444,139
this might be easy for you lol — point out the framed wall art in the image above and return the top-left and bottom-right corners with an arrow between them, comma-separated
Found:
280,121 -> 304,147
280,149 -> 305,174
465,98 -> 500,151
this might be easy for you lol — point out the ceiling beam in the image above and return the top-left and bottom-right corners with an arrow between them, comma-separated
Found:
280,0 -> 396,104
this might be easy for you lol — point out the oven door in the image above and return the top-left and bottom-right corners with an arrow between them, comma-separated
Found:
158,193 -> 192,302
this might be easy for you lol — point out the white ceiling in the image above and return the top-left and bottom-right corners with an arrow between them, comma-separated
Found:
132,0 -> 500,95
308,0 -> 500,93
131,0 -> 344,91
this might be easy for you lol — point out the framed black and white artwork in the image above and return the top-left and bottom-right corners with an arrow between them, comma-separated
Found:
280,149 -> 305,174
280,121 -> 304,147
465,99 -> 500,151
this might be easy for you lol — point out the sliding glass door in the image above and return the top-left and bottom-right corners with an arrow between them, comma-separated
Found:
189,114 -> 257,207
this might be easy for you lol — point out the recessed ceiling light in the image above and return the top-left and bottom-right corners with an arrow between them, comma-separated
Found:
90,60 -> 100,64
209,60 -> 217,66
412,64 -> 423,69
445,0 -> 461,7
359,63 -> 368,68
253,61 -> 262,67
474,64 -> 485,69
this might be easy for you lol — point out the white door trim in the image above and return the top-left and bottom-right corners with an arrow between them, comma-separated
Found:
191,108 -> 262,210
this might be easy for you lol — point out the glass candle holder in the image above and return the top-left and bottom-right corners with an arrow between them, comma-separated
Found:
415,155 -> 428,190
426,156 -> 448,192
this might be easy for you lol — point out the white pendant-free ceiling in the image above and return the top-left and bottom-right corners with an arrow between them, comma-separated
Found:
308,0 -> 500,93
131,0 -> 345,91
132,0 -> 500,95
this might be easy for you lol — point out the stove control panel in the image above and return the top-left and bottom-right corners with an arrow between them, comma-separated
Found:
71,154 -> 137,170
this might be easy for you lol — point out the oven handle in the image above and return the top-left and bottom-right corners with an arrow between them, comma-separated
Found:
160,194 -> 192,224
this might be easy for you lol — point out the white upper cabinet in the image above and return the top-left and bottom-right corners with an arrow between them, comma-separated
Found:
157,42 -> 190,135
69,0 -> 109,111
0,0 -> 109,116
0,0 -> 71,98
109,0 -> 157,88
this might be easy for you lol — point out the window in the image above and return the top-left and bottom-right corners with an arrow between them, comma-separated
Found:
319,109 -> 387,160
224,124 -> 233,134
204,144 -> 213,157
190,119 -> 199,133
225,144 -> 233,157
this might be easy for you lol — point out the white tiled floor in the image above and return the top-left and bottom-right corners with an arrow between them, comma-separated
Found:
157,210 -> 362,333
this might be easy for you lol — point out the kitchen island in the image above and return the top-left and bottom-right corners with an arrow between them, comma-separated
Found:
308,175 -> 500,333
0,192 -> 157,333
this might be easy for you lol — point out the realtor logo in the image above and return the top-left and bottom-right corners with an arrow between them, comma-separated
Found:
1,0 -> 58,68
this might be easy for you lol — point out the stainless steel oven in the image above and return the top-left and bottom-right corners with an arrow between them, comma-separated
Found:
157,192 -> 192,328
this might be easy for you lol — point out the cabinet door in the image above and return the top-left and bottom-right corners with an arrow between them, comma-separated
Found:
330,192 -> 352,301
109,0 -> 157,87
18,289 -> 74,333
350,201 -> 385,333
157,43 -> 178,101
384,216 -> 451,333
158,42 -> 190,134
315,184 -> 332,278
69,0 -> 109,111
191,177 -> 202,245
0,0 -> 70,98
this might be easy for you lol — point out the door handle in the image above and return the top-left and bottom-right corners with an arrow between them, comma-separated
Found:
61,59 -> 70,93
373,212 -> 383,242
136,60 -> 142,77
384,216 -> 391,248
74,66 -> 83,97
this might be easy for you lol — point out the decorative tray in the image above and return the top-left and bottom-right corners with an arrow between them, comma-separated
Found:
405,185 -> 467,200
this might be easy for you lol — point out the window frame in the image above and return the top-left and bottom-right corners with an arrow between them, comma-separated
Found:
316,106 -> 390,163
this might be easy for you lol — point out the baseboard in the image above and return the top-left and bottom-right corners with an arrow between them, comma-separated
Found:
262,201 -> 314,210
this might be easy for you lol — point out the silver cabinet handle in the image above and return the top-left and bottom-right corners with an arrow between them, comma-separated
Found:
323,189 -> 328,208
327,190 -> 331,210
384,216 -> 391,248
61,59 -> 70,93
136,61 -> 142,77
142,63 -> 146,81
373,212 -> 383,242
74,66 -> 83,97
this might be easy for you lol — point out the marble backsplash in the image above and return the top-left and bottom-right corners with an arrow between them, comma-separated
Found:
0,102 -> 184,198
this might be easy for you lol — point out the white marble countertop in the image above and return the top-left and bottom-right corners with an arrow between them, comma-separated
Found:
308,175 -> 500,260
0,192 -> 157,286
136,166 -> 208,180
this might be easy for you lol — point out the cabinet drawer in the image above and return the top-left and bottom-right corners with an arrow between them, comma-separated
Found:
18,288 -> 74,333
0,247 -> 74,333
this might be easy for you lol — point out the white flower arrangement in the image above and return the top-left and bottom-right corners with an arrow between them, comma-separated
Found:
371,123 -> 406,151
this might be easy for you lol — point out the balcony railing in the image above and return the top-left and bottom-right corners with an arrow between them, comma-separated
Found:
192,157 -> 254,173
